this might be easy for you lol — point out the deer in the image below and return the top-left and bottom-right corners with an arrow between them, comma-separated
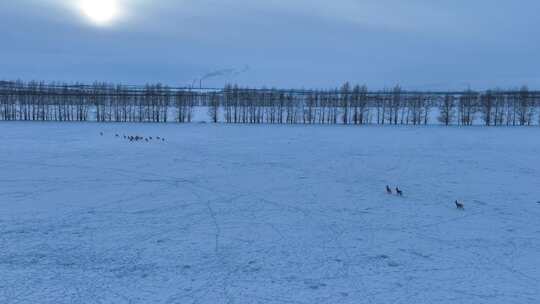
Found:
395,187 -> 403,197
455,200 -> 464,210
386,185 -> 392,195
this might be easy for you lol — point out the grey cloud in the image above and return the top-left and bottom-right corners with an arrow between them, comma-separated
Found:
1,0 -> 539,89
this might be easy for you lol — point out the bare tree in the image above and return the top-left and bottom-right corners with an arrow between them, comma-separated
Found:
208,92 -> 220,123
480,91 -> 494,126
438,94 -> 455,126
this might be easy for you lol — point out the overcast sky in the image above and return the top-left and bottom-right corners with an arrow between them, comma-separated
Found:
1,0 -> 539,89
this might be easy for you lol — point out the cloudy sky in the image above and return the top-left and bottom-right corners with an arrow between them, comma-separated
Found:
1,0 -> 539,89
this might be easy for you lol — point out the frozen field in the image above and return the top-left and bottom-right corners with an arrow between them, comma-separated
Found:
1,122 -> 539,304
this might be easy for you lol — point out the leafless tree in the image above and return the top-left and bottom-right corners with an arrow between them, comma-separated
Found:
438,94 -> 455,126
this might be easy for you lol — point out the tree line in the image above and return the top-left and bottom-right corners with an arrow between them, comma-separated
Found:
1,80 -> 539,126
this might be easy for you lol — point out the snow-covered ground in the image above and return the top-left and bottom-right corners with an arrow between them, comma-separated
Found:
1,122 -> 539,304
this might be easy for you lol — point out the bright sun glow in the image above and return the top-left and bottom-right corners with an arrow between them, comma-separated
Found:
79,0 -> 120,26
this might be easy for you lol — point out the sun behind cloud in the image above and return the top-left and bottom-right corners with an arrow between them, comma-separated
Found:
79,0 -> 121,26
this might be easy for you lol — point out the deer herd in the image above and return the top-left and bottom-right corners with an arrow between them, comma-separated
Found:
101,130 -> 472,211
386,184 -> 465,210
100,132 -> 166,143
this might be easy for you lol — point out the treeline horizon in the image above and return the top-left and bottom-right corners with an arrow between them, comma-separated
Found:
0,80 -> 539,126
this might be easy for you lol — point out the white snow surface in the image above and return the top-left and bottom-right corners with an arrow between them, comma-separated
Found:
1,123 -> 539,304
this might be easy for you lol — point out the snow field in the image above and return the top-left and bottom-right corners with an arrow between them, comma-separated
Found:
0,123 -> 539,303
